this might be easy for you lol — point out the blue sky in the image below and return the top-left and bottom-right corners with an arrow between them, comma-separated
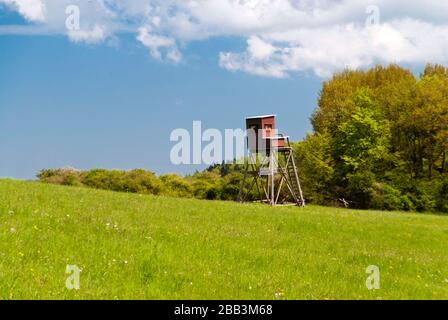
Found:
1,0 -> 447,179
0,24 -> 319,179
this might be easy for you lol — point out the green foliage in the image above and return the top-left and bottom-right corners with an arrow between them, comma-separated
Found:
371,183 -> 414,211
37,167 -> 82,187
302,64 -> 448,212
37,163 -> 246,202
220,173 -> 243,201
346,171 -> 375,208
81,169 -> 163,195
334,90 -> 392,173
159,174 -> 192,198
436,177 -> 448,213
293,133 -> 334,204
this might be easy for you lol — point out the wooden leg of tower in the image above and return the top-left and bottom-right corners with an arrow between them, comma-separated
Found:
270,152 -> 275,206
261,176 -> 270,203
289,149 -> 306,207
275,175 -> 285,205
237,160 -> 249,203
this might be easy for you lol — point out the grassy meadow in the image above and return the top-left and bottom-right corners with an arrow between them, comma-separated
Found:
0,179 -> 447,300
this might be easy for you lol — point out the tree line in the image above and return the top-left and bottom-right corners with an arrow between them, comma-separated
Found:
295,64 -> 448,212
37,64 -> 448,213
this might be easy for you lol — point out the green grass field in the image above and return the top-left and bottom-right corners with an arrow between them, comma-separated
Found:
0,179 -> 447,300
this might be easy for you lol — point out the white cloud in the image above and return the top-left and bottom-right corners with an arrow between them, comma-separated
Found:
247,36 -> 276,60
0,0 -> 46,22
220,36 -> 289,78
3,0 -> 448,77
68,25 -> 107,44
137,26 -> 182,63
220,20 -> 448,78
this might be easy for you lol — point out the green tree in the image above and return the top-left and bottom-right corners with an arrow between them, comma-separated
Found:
333,89 -> 392,175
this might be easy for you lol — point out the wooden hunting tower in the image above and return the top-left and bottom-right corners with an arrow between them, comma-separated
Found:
238,115 -> 305,206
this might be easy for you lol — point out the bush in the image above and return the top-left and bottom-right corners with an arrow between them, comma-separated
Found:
220,184 -> 239,201
399,195 -> 415,211
346,171 -> 375,208
371,183 -> 413,211
38,167 -> 82,186
81,169 -> 121,191
80,169 -> 163,195
35,164 -> 447,214
219,173 -> 243,201
205,187 -> 220,200
436,177 -> 448,213
122,169 -> 163,195
159,174 -> 192,198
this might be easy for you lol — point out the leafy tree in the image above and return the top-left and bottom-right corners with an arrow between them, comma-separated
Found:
333,88 -> 392,175
293,132 -> 334,204
303,63 -> 448,212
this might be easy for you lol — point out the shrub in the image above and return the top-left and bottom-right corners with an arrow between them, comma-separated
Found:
159,174 -> 192,198
371,183 -> 412,211
122,169 -> 163,195
38,167 -> 82,186
399,195 -> 415,211
346,171 -> 375,208
205,187 -> 220,200
436,177 -> 448,213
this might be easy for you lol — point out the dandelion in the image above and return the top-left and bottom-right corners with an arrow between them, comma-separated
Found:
274,290 -> 284,298
10,227 -> 16,233
18,252 -> 24,257
123,260 -> 128,264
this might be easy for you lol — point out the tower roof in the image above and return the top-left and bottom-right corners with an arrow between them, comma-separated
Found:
245,114 -> 276,120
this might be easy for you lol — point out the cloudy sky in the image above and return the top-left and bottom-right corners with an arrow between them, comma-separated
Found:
1,0 -> 446,178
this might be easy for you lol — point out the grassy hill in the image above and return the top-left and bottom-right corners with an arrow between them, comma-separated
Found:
0,179 -> 447,300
